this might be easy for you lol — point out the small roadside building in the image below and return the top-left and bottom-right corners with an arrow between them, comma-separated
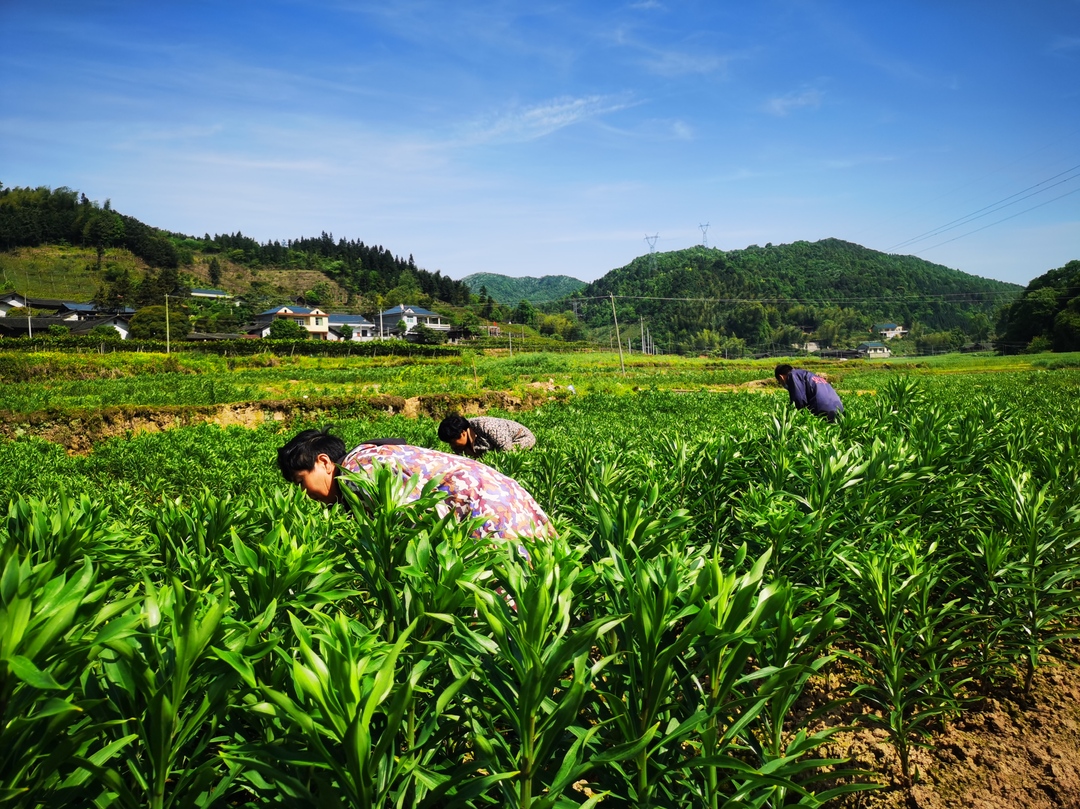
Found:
190,288 -> 232,301
0,315 -> 131,339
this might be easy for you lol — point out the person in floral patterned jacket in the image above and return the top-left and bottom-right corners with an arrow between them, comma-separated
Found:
277,428 -> 551,542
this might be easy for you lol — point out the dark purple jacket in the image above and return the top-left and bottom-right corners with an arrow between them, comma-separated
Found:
783,369 -> 843,417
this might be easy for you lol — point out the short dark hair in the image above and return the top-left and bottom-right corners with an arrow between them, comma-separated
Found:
437,413 -> 471,443
774,363 -> 793,381
277,428 -> 347,481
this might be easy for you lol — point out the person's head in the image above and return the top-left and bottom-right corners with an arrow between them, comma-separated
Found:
277,428 -> 346,504
774,363 -> 793,385
438,413 -> 473,455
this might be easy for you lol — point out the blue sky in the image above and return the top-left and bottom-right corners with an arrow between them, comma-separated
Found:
2,1 -> 1078,286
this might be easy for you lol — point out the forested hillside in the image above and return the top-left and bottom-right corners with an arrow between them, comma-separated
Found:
0,185 -> 470,307
461,272 -> 585,304
570,240 -> 1022,354
995,259 -> 1080,353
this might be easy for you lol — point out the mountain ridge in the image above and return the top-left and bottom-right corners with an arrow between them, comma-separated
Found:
460,272 -> 585,304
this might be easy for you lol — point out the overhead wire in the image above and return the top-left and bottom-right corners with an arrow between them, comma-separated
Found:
912,185 -> 1080,255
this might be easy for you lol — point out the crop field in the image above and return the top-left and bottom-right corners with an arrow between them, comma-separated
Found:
1,353 -> 1079,807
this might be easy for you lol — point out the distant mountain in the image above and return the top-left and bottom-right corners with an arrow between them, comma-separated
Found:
571,239 -> 1023,353
461,272 -> 585,304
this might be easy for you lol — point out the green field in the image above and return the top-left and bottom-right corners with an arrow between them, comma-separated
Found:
2,351 -> 1079,807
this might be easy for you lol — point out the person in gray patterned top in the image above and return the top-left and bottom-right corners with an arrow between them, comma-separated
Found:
438,413 -> 536,459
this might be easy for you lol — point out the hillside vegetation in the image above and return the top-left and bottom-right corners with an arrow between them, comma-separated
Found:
995,258 -> 1080,353
461,272 -> 585,304
571,240 -> 1021,354
3,184 -> 1057,356
0,185 -> 469,312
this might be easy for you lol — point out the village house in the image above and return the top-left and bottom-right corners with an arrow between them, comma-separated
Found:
327,313 -> 376,342
872,322 -> 908,340
251,305 -> 330,339
857,341 -> 891,358
0,314 -> 131,339
369,304 -> 451,338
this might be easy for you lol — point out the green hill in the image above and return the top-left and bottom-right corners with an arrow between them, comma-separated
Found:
571,239 -> 1023,354
461,272 -> 585,304
0,185 -> 471,311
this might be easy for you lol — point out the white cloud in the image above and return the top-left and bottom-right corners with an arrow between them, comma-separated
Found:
457,94 -> 635,144
764,88 -> 823,117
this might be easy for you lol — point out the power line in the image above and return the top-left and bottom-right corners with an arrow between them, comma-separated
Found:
569,288 -> 1026,306
912,185 -> 1080,256
889,162 -> 1080,252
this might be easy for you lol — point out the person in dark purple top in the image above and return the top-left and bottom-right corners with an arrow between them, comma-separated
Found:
774,364 -> 844,422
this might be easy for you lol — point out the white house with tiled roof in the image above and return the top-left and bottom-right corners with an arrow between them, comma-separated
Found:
872,322 -> 908,340
253,305 -> 330,339
327,313 -> 375,341
372,304 -> 450,338
857,341 -> 891,358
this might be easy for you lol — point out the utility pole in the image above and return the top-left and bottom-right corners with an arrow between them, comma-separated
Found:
508,321 -> 512,357
24,275 -> 32,338
165,293 -> 170,354
609,294 -> 625,374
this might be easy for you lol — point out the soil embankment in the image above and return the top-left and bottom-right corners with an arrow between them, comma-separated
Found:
1,389 -> 559,453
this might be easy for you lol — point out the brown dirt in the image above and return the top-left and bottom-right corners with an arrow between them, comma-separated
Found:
827,657 -> 1080,808
0,390 -> 554,453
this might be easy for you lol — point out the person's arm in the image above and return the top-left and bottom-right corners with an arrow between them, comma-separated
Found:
788,373 -> 809,409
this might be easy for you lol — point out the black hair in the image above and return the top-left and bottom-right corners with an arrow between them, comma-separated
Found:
277,428 -> 347,482
437,413 -> 471,444
774,363 -> 793,381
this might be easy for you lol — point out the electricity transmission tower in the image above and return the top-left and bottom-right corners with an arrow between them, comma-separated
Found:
645,233 -> 659,272
700,223 -> 709,248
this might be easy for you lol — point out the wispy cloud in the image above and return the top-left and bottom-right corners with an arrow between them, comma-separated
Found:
458,94 -> 635,144
642,50 -> 731,77
1048,35 -> 1080,53
764,88 -> 823,117
820,154 -> 898,170
608,25 -> 736,78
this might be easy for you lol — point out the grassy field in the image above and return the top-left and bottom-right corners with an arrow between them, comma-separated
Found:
2,351 -> 1079,807
2,348 -> 1077,416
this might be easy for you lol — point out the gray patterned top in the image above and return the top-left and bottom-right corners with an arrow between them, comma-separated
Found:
469,417 -> 536,456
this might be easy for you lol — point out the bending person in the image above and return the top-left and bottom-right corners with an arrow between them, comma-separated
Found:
277,428 -> 551,541
774,364 -> 844,422
437,413 -> 536,459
